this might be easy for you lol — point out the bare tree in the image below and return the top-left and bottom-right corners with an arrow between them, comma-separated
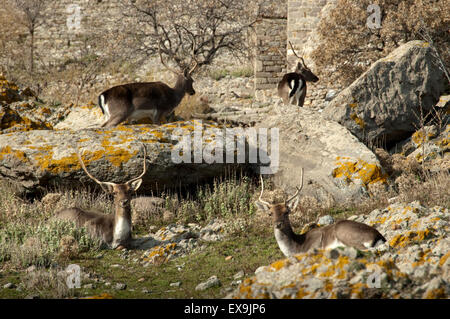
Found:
9,0 -> 52,74
123,0 -> 259,71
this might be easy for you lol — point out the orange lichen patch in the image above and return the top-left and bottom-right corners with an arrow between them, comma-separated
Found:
0,106 -> 53,132
439,252 -> 450,267
411,249 -> 432,268
36,107 -> 52,116
83,293 -> 114,299
371,216 -> 388,226
295,287 -> 308,299
389,230 -> 432,248
79,101 -> 97,110
318,256 -> 349,279
237,278 -> 255,298
374,259 -> 398,276
348,102 -> 358,108
0,74 -> 20,104
142,243 -> 177,263
423,288 -> 446,299
412,129 -> 437,147
0,146 -> 27,161
332,157 -> 387,186
350,113 -> 365,130
32,144 -> 136,173
269,259 -> 289,271
350,282 -> 367,298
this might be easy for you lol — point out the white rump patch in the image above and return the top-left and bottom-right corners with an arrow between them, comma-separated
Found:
325,238 -> 347,250
363,241 -> 373,249
100,95 -> 111,121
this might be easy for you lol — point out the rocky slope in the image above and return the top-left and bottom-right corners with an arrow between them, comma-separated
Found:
226,201 -> 449,299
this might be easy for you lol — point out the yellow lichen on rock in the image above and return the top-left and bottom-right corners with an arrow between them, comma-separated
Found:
350,112 -> 365,130
0,145 -> 27,161
332,156 -> 387,186
389,229 -> 431,248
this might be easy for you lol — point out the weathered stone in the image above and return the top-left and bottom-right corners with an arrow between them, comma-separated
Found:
226,201 -> 450,299
253,106 -> 387,202
323,41 -> 447,147
0,121 -> 251,195
195,275 -> 221,291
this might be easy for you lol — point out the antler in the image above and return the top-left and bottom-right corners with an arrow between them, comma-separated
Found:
258,175 -> 272,206
125,144 -> 147,185
158,41 -> 179,75
76,149 -> 113,193
285,167 -> 304,204
187,41 -> 199,75
288,41 -> 306,67
76,144 -> 147,190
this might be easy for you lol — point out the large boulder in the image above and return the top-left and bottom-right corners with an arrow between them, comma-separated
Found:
253,105 -> 387,204
0,121 -> 251,195
323,41 -> 448,148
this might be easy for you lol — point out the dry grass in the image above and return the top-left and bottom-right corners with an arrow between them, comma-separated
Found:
174,95 -> 213,120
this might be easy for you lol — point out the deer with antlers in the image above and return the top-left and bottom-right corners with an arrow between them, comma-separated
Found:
277,42 -> 319,107
54,145 -> 147,249
255,168 -> 386,257
98,44 -> 199,127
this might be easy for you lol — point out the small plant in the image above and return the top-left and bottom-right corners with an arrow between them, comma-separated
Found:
0,219 -> 101,268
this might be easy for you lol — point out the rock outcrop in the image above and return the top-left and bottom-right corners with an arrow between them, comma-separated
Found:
323,41 -> 448,148
227,201 -> 450,299
253,105 -> 387,203
0,121 -> 250,195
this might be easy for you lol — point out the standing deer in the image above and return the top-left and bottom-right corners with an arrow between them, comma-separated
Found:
54,145 -> 147,249
277,41 -> 319,107
98,45 -> 199,127
255,168 -> 386,257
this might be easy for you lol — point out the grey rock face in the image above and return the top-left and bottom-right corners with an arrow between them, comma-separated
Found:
323,41 -> 447,147
0,121 -> 249,195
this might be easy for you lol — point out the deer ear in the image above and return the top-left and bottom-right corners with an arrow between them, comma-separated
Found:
129,179 -> 143,192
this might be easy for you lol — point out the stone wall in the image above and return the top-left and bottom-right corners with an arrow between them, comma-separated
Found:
253,0 -> 333,100
253,0 -> 287,100
36,0 -> 125,63
287,0 -> 330,65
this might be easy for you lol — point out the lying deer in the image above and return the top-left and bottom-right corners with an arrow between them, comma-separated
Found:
277,41 -> 319,107
255,168 -> 386,257
54,146 -> 147,249
98,44 -> 199,127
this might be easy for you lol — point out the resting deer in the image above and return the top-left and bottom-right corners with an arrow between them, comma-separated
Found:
277,41 -> 319,107
255,168 -> 386,257
54,146 -> 147,249
98,44 -> 199,127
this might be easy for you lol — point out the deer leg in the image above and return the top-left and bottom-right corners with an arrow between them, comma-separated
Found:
297,87 -> 307,107
101,112 -> 129,128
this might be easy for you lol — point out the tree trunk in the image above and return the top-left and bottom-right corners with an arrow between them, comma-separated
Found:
30,28 -> 34,74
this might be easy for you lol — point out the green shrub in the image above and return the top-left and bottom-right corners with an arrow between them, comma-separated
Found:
0,219 -> 101,268
173,176 -> 256,223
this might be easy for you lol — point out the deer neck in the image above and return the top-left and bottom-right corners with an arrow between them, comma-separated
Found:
112,201 -> 132,247
172,75 -> 188,104
274,217 -> 306,257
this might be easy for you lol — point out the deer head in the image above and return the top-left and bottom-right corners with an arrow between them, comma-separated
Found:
288,41 -> 319,83
255,168 -> 304,230
158,42 -> 198,96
